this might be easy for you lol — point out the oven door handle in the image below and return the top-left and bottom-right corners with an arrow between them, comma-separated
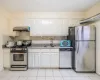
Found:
11,65 -> 27,68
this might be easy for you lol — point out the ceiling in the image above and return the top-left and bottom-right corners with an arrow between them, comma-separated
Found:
0,0 -> 100,12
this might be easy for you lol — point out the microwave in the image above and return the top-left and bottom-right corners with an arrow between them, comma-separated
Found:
60,40 -> 71,47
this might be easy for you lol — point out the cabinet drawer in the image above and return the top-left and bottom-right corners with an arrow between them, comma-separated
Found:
41,49 -> 50,52
28,49 -> 41,52
50,49 -> 59,52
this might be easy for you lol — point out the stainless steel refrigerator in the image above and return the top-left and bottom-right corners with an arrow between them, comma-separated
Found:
74,25 -> 96,72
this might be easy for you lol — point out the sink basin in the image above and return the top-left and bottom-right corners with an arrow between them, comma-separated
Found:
44,45 -> 55,47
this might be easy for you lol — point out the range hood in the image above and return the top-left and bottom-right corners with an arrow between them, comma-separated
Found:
80,13 -> 100,24
13,26 -> 30,32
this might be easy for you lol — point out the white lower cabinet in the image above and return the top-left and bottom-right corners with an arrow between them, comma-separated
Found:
28,53 -> 34,68
28,49 -> 59,68
34,53 -> 40,68
3,49 -> 10,68
40,53 -> 51,68
51,53 -> 59,68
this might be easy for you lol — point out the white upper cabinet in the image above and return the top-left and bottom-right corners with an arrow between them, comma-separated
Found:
9,18 -> 80,36
30,19 -> 65,36
30,19 -> 80,36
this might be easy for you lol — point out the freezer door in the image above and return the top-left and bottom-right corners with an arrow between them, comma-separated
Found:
75,26 -> 96,40
75,41 -> 95,72
75,26 -> 82,40
83,26 -> 95,40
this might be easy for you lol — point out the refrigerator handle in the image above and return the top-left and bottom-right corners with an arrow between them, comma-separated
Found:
76,28 -> 79,40
77,41 -> 79,54
76,29 -> 79,54
81,26 -> 84,40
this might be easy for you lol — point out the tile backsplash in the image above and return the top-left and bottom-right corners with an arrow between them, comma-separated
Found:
14,32 -> 67,40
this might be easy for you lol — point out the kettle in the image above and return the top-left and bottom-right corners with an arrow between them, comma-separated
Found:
6,41 -> 15,48
16,40 -> 23,46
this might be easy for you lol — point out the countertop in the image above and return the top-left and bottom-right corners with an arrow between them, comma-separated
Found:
3,44 -> 73,49
28,44 -> 73,49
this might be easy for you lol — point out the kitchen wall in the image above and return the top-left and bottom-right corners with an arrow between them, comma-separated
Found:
85,3 -> 100,18
0,7 -> 11,71
85,2 -> 100,75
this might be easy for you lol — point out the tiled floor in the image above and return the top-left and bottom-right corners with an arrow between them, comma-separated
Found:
0,69 -> 100,80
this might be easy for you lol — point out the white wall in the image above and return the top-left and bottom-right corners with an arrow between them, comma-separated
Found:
86,2 -> 100,75
0,7 -> 11,71
85,3 -> 100,18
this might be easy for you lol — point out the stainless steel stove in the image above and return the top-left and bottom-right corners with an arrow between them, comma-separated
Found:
10,47 -> 28,71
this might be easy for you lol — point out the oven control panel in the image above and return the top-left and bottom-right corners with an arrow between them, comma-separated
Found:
10,48 -> 28,53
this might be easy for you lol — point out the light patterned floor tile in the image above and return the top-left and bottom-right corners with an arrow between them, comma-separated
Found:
27,77 -> 37,80
18,76 -> 27,80
46,77 -> 54,80
0,69 -> 100,80
37,77 -> 45,80
89,76 -> 100,80
46,69 -> 53,77
54,77 -> 63,80
63,77 -> 71,80
53,69 -> 62,77
71,77 -> 91,80
37,70 -> 45,77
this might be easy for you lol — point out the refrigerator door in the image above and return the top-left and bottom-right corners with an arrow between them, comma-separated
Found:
75,41 -> 95,72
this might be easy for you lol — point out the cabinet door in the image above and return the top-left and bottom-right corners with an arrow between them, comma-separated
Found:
34,53 -> 40,68
3,53 -> 10,68
40,53 -> 51,68
28,53 -> 34,68
51,53 -> 59,68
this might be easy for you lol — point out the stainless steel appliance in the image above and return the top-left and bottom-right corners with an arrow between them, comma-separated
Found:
73,26 -> 96,72
60,48 -> 72,69
10,47 -> 28,71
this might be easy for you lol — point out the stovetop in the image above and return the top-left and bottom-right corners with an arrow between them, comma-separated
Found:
11,46 -> 28,48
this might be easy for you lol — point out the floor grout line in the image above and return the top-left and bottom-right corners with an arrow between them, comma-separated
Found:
36,69 -> 39,80
88,76 -> 92,80
59,69 -> 64,80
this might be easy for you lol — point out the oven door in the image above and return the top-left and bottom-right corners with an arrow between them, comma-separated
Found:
11,53 -> 27,65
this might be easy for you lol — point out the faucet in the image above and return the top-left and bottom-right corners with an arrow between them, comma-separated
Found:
50,38 -> 54,47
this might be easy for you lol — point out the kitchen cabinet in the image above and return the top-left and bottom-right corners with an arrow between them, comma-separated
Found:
9,18 -> 80,36
40,53 -> 51,68
3,49 -> 10,68
28,48 -> 59,68
34,53 -> 40,68
51,53 -> 59,68
30,19 -> 64,36
28,53 -> 34,68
